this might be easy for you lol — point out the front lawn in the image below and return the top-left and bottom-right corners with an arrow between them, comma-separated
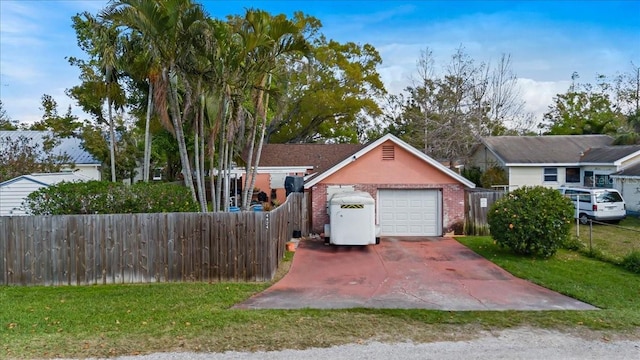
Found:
569,216 -> 640,263
2,240 -> 639,358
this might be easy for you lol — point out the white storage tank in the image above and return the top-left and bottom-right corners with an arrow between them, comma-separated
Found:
324,191 -> 379,246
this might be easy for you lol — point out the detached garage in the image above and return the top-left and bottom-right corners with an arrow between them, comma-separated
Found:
305,134 -> 475,237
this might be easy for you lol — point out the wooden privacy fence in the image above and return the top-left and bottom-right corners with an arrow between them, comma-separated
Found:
465,189 -> 504,235
0,193 -> 308,286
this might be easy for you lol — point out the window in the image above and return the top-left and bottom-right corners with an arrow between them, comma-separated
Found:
595,174 -> 613,188
584,171 -> 594,187
584,171 -> 612,188
543,168 -> 558,182
565,167 -> 580,183
565,189 -> 591,203
597,191 -> 623,203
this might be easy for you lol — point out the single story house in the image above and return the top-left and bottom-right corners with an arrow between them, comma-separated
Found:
0,130 -> 102,180
469,135 -> 640,213
0,172 -> 92,216
241,134 -> 475,236
241,143 -> 365,205
610,162 -> 640,214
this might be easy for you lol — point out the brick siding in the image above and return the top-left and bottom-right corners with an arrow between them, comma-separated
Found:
310,183 -> 466,235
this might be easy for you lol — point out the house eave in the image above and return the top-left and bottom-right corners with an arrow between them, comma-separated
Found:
576,162 -> 618,167
505,163 -> 582,167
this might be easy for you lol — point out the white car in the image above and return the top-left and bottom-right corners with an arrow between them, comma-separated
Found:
559,186 -> 626,224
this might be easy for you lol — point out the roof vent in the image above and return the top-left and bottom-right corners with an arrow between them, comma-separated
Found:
382,145 -> 395,160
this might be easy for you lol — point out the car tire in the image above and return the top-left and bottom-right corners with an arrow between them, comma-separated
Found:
579,213 -> 589,225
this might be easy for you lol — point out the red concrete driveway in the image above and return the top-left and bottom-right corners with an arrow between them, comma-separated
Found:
235,237 -> 597,311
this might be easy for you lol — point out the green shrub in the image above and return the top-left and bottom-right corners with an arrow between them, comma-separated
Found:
461,166 -> 482,187
621,251 -> 640,274
480,165 -> 508,189
25,181 -> 199,215
562,236 -> 585,251
487,186 -> 574,258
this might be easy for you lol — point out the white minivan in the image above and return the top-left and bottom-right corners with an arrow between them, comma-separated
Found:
558,186 -> 627,224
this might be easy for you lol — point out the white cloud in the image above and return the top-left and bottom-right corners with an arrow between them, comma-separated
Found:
517,78 -> 572,121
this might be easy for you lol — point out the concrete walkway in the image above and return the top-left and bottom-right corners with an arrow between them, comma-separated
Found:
235,237 -> 597,311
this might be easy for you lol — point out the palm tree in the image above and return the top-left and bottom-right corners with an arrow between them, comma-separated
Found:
230,10 -> 310,209
119,32 -> 163,182
104,0 -> 209,202
76,13 -> 126,183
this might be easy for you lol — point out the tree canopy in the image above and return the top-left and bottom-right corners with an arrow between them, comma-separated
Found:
540,67 -> 640,144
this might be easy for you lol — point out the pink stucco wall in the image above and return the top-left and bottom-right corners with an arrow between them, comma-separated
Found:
309,140 -> 467,235
245,173 -> 291,205
322,140 -> 457,184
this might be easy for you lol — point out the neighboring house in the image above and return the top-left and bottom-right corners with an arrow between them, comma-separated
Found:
610,163 -> 640,214
241,143 -> 365,205
241,134 -> 475,236
0,130 -> 102,180
469,135 -> 640,189
0,172 -> 92,216
303,134 -> 475,236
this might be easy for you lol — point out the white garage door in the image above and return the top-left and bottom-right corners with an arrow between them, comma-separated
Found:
378,189 -> 442,236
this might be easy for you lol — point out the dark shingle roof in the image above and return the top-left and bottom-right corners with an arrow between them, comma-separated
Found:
482,135 -> 614,164
580,145 -> 640,163
0,131 -> 100,164
245,143 -> 365,175
612,162 -> 640,177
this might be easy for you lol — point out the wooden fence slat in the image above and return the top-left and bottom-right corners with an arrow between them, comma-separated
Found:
0,193 -> 308,285
0,216 -> 7,284
465,190 -> 504,236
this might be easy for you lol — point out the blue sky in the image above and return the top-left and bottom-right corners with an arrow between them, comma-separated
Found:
1,0 -> 639,125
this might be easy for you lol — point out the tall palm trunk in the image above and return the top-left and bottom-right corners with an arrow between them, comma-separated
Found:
143,80 -> 153,182
241,106 -> 259,209
199,94 -> 207,211
166,67 -> 197,203
246,95 -> 270,209
107,71 -> 117,183
242,75 -> 270,209
215,99 -> 230,211
193,90 -> 207,212
208,130 -> 217,212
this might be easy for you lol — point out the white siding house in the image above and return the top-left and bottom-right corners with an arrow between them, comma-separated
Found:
0,131 -> 102,180
470,136 -> 640,189
0,172 -> 91,216
611,163 -> 640,215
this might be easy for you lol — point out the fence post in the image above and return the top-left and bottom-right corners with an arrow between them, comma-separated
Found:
589,219 -> 593,253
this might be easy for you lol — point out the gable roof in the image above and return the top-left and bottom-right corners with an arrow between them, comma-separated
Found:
0,172 -> 92,188
245,143 -> 365,175
305,133 -> 476,188
580,145 -> 640,165
0,130 -> 100,165
479,135 -> 614,165
611,162 -> 640,178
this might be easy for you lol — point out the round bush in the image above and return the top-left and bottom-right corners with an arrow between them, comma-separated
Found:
487,186 -> 574,258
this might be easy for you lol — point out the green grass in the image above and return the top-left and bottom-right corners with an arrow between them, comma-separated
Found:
2,243 -> 640,359
568,216 -> 640,263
